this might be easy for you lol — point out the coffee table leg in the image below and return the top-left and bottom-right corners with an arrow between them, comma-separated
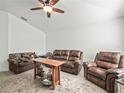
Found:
34,62 -> 36,79
58,66 -> 61,85
52,66 -> 55,90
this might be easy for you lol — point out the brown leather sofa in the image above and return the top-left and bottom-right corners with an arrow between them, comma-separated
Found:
83,52 -> 124,93
44,50 -> 83,75
8,52 -> 37,74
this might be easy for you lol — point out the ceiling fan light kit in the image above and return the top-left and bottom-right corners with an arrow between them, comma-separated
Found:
43,6 -> 52,13
30,0 -> 64,18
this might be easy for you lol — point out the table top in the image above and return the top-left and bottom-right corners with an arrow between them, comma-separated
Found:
32,58 -> 65,67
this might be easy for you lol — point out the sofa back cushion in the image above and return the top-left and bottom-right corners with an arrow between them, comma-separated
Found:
96,61 -> 118,69
9,52 -> 36,60
21,52 -> 37,59
61,50 -> 70,60
118,55 -> 124,68
97,52 -> 120,64
96,52 -> 121,69
9,53 -> 21,59
52,50 -> 83,61
53,50 -> 62,59
53,50 -> 61,56
68,50 -> 82,61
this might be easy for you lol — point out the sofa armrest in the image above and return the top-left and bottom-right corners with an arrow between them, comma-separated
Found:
73,61 -> 82,75
74,59 -> 83,67
75,61 -> 81,66
83,61 -> 97,78
8,59 -> 21,64
83,61 -> 97,68
106,68 -> 124,78
106,68 -> 124,77
106,68 -> 124,92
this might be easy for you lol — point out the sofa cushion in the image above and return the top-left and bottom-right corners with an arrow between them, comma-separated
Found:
19,58 -> 30,62
68,50 -> 81,61
69,50 -> 81,57
53,56 -> 62,60
88,67 -> 107,80
62,61 -> 75,69
97,52 -> 120,64
61,50 -> 70,56
53,50 -> 61,56
21,52 -> 36,58
68,57 -> 80,61
61,50 -> 70,60
96,61 -> 118,69
9,53 -> 21,59
19,62 -> 32,67
22,55 -> 30,59
53,50 -> 62,60
87,74 -> 106,89
60,56 -> 68,60
8,59 -> 20,64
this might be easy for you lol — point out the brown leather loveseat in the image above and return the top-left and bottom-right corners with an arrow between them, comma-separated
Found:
49,50 -> 83,75
83,52 -> 124,93
8,52 -> 37,74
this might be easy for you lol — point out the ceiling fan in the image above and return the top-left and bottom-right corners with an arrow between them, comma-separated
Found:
30,0 -> 64,18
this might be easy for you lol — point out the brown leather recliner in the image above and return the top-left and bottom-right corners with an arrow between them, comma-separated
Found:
83,52 -> 124,93
51,50 -> 83,75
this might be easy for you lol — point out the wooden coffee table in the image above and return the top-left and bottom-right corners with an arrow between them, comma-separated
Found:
32,58 -> 65,90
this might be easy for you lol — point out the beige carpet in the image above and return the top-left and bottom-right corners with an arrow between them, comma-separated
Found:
0,71 -> 14,80
0,68 -> 107,93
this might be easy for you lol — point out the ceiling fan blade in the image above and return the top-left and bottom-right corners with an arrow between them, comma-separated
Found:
38,0 -> 45,5
47,12 -> 51,18
30,7 -> 43,10
53,8 -> 64,13
50,0 -> 59,5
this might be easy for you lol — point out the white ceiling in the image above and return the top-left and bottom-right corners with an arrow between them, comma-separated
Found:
0,0 -> 124,32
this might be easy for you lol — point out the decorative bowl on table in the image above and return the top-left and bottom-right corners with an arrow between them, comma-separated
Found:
41,79 -> 52,86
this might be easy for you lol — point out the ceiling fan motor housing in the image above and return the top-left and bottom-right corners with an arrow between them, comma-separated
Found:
44,0 -> 50,4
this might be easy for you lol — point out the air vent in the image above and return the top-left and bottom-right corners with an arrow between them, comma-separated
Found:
20,17 -> 28,22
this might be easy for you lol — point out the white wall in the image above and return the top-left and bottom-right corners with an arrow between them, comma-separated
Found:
46,18 -> 124,61
0,11 -> 8,71
0,12 -> 46,71
8,14 -> 46,55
